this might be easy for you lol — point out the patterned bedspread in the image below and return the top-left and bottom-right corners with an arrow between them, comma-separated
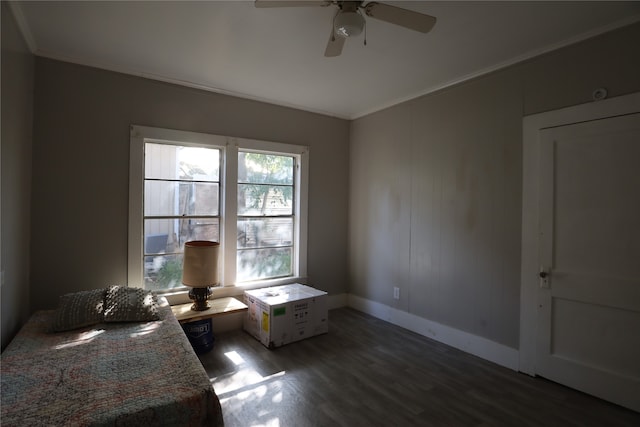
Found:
1,299 -> 223,426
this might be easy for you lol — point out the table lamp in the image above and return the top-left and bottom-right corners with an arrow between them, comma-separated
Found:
182,240 -> 220,311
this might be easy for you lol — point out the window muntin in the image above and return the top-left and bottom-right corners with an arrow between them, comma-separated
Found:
143,143 -> 220,291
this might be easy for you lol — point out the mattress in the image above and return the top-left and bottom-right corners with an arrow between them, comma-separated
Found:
1,300 -> 223,426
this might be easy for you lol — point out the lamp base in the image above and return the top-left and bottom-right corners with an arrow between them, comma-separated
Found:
188,287 -> 212,311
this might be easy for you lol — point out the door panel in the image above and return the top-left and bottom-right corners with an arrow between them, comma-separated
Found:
537,113 -> 640,412
552,298 -> 640,378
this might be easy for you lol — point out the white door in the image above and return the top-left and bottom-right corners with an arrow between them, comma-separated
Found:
536,112 -> 640,411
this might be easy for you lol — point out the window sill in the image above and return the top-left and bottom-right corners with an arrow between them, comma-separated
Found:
162,276 -> 308,306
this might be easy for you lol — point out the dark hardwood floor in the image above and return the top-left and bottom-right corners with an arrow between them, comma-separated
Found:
199,308 -> 640,427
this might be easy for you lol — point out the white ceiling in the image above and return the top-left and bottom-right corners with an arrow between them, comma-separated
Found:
10,1 -> 640,119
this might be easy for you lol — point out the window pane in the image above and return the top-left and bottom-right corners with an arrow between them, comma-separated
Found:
144,218 -> 219,254
237,247 -> 292,282
144,254 -> 184,291
237,218 -> 293,249
238,152 -> 293,185
237,184 -> 293,216
145,181 -> 219,216
145,143 -> 219,181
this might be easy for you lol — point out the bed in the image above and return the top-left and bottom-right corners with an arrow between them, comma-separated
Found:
1,287 -> 224,426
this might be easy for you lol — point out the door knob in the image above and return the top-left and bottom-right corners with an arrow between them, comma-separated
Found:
539,267 -> 550,288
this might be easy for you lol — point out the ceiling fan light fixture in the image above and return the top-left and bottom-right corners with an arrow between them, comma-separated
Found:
334,10 -> 365,37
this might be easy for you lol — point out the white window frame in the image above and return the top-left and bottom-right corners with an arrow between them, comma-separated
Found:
128,125 -> 308,292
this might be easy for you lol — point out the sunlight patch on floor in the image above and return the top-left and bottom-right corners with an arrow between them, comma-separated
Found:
213,368 -> 286,395
216,372 -> 285,426
224,350 -> 246,366
210,349 -> 286,396
209,348 -> 291,426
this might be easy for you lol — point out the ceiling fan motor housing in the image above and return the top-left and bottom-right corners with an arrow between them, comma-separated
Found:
334,1 -> 365,37
334,10 -> 365,37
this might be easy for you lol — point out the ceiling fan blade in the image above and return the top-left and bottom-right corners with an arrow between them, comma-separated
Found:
255,0 -> 331,7
324,30 -> 345,57
363,2 -> 436,33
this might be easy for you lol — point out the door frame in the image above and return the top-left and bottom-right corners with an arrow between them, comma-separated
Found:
519,91 -> 640,375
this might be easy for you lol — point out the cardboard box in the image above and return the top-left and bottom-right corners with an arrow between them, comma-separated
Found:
243,284 -> 328,348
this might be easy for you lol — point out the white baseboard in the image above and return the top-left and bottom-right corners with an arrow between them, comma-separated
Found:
346,294 -> 519,371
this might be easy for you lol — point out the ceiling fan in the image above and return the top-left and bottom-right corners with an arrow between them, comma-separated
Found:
255,1 -> 437,57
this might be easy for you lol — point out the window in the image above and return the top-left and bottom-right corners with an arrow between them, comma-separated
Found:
129,126 -> 308,291
237,151 -> 295,282
142,143 -> 220,290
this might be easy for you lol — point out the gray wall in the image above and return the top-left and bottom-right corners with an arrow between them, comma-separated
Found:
349,23 -> 640,349
1,3 -> 35,350
30,58 -> 350,311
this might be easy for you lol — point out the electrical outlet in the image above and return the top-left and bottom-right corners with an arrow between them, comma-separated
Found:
393,287 -> 400,300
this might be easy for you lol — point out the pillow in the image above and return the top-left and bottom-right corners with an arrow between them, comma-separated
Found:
52,288 -> 107,332
103,285 -> 159,322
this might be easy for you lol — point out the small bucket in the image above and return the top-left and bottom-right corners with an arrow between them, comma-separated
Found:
182,318 -> 214,354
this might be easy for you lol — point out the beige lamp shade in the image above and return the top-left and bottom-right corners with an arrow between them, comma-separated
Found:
182,241 -> 220,288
